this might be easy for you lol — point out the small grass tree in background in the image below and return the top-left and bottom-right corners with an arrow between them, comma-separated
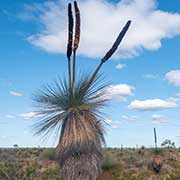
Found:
33,1 -> 131,180
153,128 -> 162,154
154,128 -> 157,149
152,128 -> 163,174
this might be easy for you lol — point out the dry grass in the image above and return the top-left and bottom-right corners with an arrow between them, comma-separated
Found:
1,148 -> 180,180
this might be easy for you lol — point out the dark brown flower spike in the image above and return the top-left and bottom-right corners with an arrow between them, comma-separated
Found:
72,1 -> 81,90
102,20 -> 131,63
88,20 -> 131,87
67,3 -> 74,90
67,3 -> 74,60
73,1 -> 81,51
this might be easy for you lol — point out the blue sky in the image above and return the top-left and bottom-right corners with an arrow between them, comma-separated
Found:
1,0 -> 180,148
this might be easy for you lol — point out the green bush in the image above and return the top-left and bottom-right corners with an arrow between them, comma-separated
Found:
0,162 -> 21,179
102,154 -> 117,170
166,174 -> 180,180
24,166 -> 36,180
152,148 -> 163,155
41,168 -> 60,180
40,148 -> 57,161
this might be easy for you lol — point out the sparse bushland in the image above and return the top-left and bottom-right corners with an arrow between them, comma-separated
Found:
102,153 -> 117,171
1,148 -> 180,180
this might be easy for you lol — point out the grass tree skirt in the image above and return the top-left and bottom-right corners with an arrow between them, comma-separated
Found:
56,111 -> 104,180
61,153 -> 102,180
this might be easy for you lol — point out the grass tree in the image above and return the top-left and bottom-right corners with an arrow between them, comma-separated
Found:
33,1 -> 131,180
154,128 -> 157,149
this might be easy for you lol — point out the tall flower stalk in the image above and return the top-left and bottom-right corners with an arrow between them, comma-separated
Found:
67,3 -> 74,91
72,1 -> 81,91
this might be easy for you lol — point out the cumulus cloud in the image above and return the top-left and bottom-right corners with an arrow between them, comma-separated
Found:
176,93 -> 180,97
177,134 -> 180,138
165,70 -> 180,87
152,114 -> 168,125
9,91 -> 23,97
5,115 -> 16,119
18,112 -> 43,120
167,97 -> 180,105
19,0 -> 180,59
0,136 -> 8,140
143,74 -> 158,79
122,115 -> 138,121
128,98 -> 178,111
4,112 -> 43,120
116,63 -> 126,70
104,119 -> 121,129
106,84 -> 135,101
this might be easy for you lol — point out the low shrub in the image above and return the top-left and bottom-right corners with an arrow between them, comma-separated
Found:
102,154 -> 117,170
24,166 -> 36,180
41,168 -> 60,180
152,148 -> 163,155
0,162 -> 21,179
40,148 -> 57,161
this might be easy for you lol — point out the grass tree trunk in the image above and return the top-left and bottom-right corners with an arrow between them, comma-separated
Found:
57,111 -> 104,180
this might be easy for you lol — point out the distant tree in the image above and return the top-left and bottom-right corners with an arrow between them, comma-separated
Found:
141,145 -> 145,150
13,144 -> 18,148
161,139 -> 175,148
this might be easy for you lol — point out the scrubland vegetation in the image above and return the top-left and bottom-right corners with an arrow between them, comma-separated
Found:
0,147 -> 180,180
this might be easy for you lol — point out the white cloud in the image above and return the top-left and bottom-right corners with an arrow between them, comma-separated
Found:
177,134 -> 180,138
167,97 -> 180,105
4,112 -> 43,120
106,84 -> 135,101
122,115 -> 138,121
128,98 -> 178,111
104,119 -> 121,129
165,70 -> 180,87
176,93 -> 180,97
5,115 -> 16,119
18,112 -> 43,120
152,114 -> 168,125
0,136 -> 7,140
116,63 -> 126,70
19,0 -> 180,59
9,91 -> 23,97
23,130 -> 29,135
143,74 -> 158,79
